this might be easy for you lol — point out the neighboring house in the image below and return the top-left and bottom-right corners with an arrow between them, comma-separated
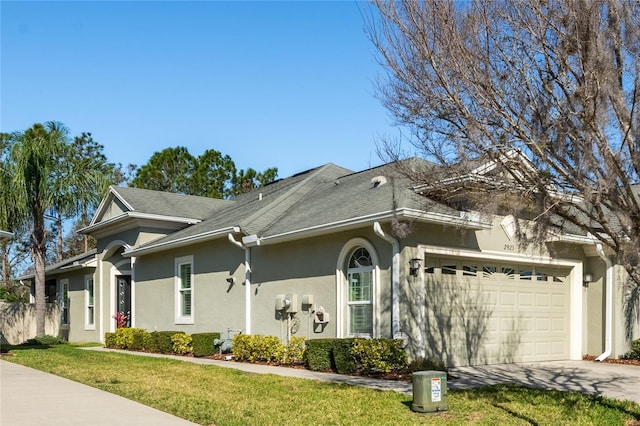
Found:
21,160 -> 640,366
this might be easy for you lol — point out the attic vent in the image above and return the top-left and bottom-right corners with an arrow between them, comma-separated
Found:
371,176 -> 387,188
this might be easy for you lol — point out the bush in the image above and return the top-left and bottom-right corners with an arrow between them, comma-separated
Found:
171,333 -> 192,355
406,356 -> 448,374
622,338 -> 640,360
284,336 -> 305,365
104,332 -> 116,348
333,338 -> 356,374
23,335 -> 67,346
148,331 -> 180,353
113,328 -> 148,350
304,339 -> 335,371
232,334 -> 285,363
191,332 -> 221,357
350,338 -> 408,373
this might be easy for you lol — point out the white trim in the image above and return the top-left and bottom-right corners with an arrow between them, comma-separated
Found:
174,255 -> 194,325
82,211 -> 202,236
419,244 -> 583,361
336,238 -> 380,338
125,226 -> 240,257
130,256 -> 136,328
0,230 -> 13,240
84,274 -> 96,330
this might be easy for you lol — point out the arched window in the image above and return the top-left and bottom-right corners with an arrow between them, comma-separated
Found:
346,247 -> 374,336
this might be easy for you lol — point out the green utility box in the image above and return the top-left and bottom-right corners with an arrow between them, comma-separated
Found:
411,370 -> 448,413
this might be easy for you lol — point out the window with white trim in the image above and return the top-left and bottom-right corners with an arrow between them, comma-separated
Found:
60,279 -> 69,325
175,256 -> 194,323
347,247 -> 373,337
85,275 -> 95,329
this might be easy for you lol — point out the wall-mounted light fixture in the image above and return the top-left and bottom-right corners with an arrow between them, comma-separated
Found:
583,272 -> 593,288
409,258 -> 422,277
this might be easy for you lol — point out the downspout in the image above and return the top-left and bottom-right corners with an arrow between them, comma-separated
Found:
373,222 -> 400,338
228,234 -> 251,335
594,238 -> 613,362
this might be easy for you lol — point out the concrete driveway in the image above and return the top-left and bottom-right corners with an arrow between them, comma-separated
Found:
448,360 -> 640,403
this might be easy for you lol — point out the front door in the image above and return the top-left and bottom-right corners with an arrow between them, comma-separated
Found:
116,275 -> 131,327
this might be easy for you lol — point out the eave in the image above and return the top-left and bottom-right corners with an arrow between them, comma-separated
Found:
123,226 -> 241,257
259,208 -> 491,245
79,212 -> 202,239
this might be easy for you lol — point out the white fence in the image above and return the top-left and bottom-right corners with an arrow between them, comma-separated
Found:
0,302 -> 62,345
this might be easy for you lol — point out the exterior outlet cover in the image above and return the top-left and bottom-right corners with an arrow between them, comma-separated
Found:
302,294 -> 313,305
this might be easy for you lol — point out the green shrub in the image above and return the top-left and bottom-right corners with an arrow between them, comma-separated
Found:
171,333 -> 192,355
148,331 -> 179,353
23,335 -> 67,346
232,334 -> 285,363
406,356 -> 448,373
113,328 -> 148,350
191,332 -> 221,357
333,338 -> 356,374
622,338 -> 640,360
350,338 -> 408,373
104,332 -> 116,348
284,336 -> 305,365
304,339 -> 335,371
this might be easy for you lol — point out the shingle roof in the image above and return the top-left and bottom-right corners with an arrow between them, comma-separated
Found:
111,186 -> 229,220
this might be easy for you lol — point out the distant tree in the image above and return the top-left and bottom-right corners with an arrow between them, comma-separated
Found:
190,149 -> 236,198
231,167 -> 279,196
370,0 -> 640,333
7,122 -> 109,336
130,146 -> 195,194
130,146 -> 277,198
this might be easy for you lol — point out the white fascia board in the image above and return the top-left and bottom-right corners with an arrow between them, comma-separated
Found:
546,232 -> 597,245
89,187 -> 132,226
60,256 -> 97,271
124,226 -> 241,257
260,208 -> 490,245
80,211 -> 202,235
0,230 -> 13,240
420,244 -> 581,268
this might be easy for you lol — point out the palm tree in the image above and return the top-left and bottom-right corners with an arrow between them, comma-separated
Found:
9,122 -> 105,337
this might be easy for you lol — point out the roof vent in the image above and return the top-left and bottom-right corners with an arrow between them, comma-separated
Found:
371,176 -> 387,188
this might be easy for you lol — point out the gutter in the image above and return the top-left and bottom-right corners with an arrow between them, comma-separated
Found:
228,233 -> 259,335
593,236 -> 613,361
373,222 -> 400,338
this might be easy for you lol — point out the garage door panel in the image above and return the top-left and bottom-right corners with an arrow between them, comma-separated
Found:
424,261 -> 571,365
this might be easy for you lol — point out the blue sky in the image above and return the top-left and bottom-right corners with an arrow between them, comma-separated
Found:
1,1 -> 402,179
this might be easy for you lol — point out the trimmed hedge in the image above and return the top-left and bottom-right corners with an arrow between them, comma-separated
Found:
171,333 -> 192,355
333,338 -> 356,374
112,328 -> 149,350
192,332 -> 221,357
284,336 -> 306,365
351,338 -> 408,373
148,331 -> 180,353
232,334 -> 284,363
622,338 -> 640,360
304,339 -> 335,371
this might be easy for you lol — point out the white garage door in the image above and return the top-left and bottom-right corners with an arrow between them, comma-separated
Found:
423,259 -> 571,366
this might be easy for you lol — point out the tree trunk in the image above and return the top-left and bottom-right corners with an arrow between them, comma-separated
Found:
56,215 -> 63,262
34,246 -> 46,337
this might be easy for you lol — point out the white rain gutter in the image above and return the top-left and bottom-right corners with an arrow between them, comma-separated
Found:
594,237 -> 613,361
373,222 -> 400,338
228,233 -> 254,335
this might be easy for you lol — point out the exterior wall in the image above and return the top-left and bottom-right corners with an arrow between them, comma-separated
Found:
0,302 -> 61,344
613,265 -> 640,357
131,226 -> 393,341
61,269 -> 101,342
583,257 -> 606,356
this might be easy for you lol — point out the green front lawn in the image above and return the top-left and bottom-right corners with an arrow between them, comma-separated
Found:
3,345 -> 640,425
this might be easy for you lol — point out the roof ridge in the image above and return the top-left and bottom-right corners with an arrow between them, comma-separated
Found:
239,164 -> 346,235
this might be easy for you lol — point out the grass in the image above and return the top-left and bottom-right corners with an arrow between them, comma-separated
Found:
3,344 -> 640,426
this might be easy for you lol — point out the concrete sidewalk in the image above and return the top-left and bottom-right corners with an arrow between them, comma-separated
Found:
0,360 -> 198,426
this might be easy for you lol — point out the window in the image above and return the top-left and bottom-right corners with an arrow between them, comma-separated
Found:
347,248 -> 373,337
175,256 -> 194,323
85,275 -> 95,329
60,279 -> 69,325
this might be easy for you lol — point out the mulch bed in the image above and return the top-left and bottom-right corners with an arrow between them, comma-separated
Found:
582,354 -> 640,366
